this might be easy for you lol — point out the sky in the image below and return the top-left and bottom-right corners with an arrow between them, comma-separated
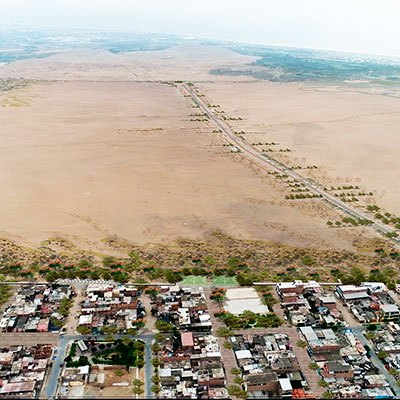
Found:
1,0 -> 400,57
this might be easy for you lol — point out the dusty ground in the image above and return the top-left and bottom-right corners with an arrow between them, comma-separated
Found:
65,287 -> 84,335
0,77 -> 360,253
0,44 -> 398,258
84,367 -> 144,398
0,44 -> 257,82
197,80 -> 400,217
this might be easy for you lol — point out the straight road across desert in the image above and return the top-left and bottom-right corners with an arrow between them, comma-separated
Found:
181,83 -> 400,248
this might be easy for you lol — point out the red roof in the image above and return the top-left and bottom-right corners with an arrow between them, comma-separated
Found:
181,332 -> 194,347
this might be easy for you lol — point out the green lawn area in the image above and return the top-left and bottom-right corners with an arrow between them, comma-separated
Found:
212,276 -> 238,286
180,275 -> 208,285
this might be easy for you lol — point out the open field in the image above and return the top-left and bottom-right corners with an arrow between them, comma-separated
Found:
0,44 -> 399,262
212,276 -> 238,286
0,75 -> 365,254
84,367 -> 144,398
0,44 -> 258,82
197,80 -> 400,219
180,275 -> 207,286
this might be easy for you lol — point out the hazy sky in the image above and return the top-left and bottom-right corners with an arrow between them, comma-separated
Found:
2,0 -> 400,56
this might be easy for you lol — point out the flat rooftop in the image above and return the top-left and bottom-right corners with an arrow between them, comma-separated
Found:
224,288 -> 269,315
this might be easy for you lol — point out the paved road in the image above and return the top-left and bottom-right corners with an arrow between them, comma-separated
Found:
182,83 -> 400,247
43,335 -> 69,399
351,326 -> 400,397
43,333 -> 154,399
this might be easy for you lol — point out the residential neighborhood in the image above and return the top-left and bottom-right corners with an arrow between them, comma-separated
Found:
1,279 -> 400,398
0,344 -> 53,398
77,283 -> 145,335
0,285 -> 73,333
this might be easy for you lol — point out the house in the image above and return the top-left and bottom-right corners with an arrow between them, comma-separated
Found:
381,304 -> 400,320
279,378 -> 293,398
323,360 -> 354,379
181,332 -> 194,350
245,372 -> 279,392
277,281 -> 304,295
361,282 -> 388,294
0,381 -> 36,397
336,285 -> 369,301
0,285 -> 71,333
299,326 -> 341,355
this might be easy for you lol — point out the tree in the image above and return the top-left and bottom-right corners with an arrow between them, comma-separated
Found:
133,387 -> 144,395
216,327 -> 233,339
322,391 -> 333,399
204,255 -> 216,266
46,271 -> 59,282
133,379 -> 144,387
318,380 -> 329,387
151,358 -> 162,367
301,256 -> 316,266
388,368 -> 399,376
103,256 -> 116,267
114,369 -> 125,377
154,333 -> 166,342
77,326 -> 91,335
151,385 -> 161,394
126,251 -> 141,272
223,341 -> 234,349
79,259 -> 92,269
230,367 -> 241,376
377,351 -> 389,360
297,340 -> 307,348
308,362 -> 319,370
151,376 -> 161,384
155,320 -> 174,332
234,376 -> 245,384
104,334 -> 115,342
365,332 -> 377,341
151,344 -> 162,353
227,385 -> 248,399
166,272 -> 183,284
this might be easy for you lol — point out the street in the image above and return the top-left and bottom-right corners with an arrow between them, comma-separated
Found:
352,326 -> 400,397
42,333 -> 154,399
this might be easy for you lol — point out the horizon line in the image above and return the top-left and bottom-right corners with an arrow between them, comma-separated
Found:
1,24 -> 400,60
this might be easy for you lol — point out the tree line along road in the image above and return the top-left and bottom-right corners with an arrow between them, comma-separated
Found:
180,83 -> 400,249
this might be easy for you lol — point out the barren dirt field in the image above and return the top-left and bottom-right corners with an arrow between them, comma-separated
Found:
198,81 -> 400,216
0,79 -> 357,251
1,45 -> 398,255
0,44 -> 257,82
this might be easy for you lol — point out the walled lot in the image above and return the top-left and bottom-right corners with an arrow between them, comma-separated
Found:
224,287 -> 269,315
84,367 -> 145,398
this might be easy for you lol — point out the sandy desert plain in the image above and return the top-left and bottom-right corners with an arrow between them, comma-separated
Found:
0,44 -> 400,264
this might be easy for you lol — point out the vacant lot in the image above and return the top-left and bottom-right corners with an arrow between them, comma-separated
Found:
0,77 -> 362,253
199,80 -> 400,218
